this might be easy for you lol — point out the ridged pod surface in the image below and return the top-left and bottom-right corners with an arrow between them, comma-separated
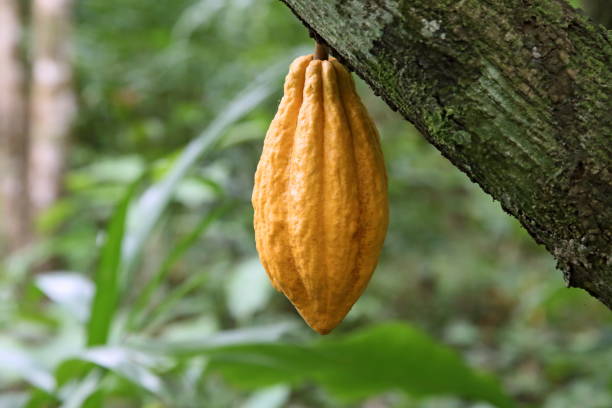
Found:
252,54 -> 388,334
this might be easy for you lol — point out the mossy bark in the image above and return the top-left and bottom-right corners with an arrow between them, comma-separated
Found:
280,0 -> 612,309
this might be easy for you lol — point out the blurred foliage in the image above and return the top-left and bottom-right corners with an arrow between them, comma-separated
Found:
1,0 -> 611,407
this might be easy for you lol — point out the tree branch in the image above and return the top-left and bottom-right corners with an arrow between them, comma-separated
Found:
280,0 -> 612,309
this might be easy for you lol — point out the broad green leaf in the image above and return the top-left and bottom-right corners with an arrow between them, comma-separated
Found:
127,203 -> 232,331
141,269 -> 211,334
59,371 -> 102,408
23,388 -> 58,408
135,322 -> 296,355
36,272 -> 94,323
226,258 -> 272,322
36,199 -> 77,233
86,182 -> 139,346
217,118 -> 268,149
72,347 -> 168,397
173,178 -> 219,207
0,393 -> 28,408
54,360 -> 92,388
155,316 -> 217,343
0,348 -> 55,391
122,62 -> 285,273
201,323 -> 515,408
241,385 -> 290,408
172,0 -> 226,39
72,156 -> 144,185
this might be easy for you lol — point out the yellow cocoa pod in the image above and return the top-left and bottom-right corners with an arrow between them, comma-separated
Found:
252,54 -> 388,334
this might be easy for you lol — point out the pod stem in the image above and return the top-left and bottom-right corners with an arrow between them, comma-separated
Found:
314,42 -> 329,60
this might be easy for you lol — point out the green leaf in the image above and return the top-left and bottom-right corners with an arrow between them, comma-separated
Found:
54,360 -> 93,388
226,258 -> 273,322
73,347 -> 168,397
36,199 -> 77,233
126,202 -> 233,331
0,393 -> 28,408
36,272 -> 94,323
86,182 -> 139,346
58,370 -> 103,408
240,386 -> 290,408
134,322 -> 297,356
122,63 -> 285,273
0,348 -> 55,391
72,155 -> 144,185
23,388 -> 58,408
217,118 -> 268,150
173,177 -> 220,207
140,269 -> 211,334
202,323 -> 515,407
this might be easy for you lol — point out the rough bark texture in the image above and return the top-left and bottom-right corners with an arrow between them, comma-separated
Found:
0,0 -> 32,252
280,0 -> 612,309
29,0 -> 76,216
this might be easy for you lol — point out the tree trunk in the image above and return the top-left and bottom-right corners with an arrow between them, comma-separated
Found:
29,0 -> 76,217
0,0 -> 31,252
583,0 -> 612,29
279,0 -> 612,309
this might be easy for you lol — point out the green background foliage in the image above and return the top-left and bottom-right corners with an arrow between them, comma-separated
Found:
1,0 -> 610,407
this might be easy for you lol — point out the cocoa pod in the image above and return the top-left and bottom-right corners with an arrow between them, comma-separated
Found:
252,54 -> 388,334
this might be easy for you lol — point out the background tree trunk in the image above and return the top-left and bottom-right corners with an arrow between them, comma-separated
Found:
280,0 -> 612,308
583,0 -> 612,28
0,0 -> 31,253
29,0 -> 76,217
